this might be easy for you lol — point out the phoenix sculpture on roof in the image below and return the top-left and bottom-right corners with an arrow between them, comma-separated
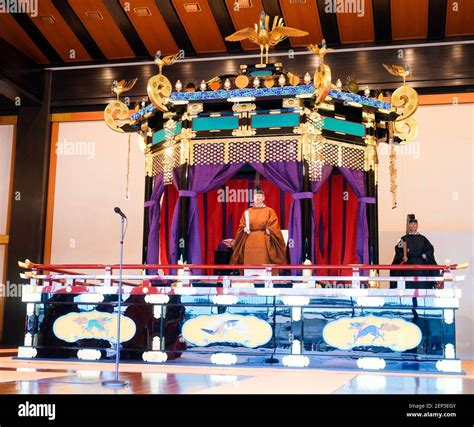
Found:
225,12 -> 308,66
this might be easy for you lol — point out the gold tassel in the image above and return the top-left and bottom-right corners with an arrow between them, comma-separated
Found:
389,137 -> 397,209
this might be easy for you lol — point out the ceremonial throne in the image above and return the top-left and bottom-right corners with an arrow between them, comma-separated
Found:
16,16 -> 467,374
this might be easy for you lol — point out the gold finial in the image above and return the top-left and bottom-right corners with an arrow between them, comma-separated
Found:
225,12 -> 308,66
383,64 -> 411,85
111,78 -> 137,100
154,51 -> 181,75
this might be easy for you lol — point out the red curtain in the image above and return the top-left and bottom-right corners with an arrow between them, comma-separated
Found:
313,171 -> 359,276
158,172 -> 359,271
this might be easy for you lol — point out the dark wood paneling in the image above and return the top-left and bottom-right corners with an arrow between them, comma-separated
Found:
11,13 -> 62,63
118,0 -> 179,56
30,0 -> 91,62
154,0 -> 195,55
0,38 -> 43,104
445,0 -> 474,36
391,0 -> 428,40
428,0 -> 447,40
279,0 -> 324,47
103,0 -> 149,58
52,0 -> 106,61
225,0 -> 263,51
171,0 -> 227,54
49,43 -> 474,109
0,14 -> 48,64
336,0 -> 375,44
316,0 -> 340,46
68,0 -> 134,59
372,0 -> 391,43
208,0 -> 241,53
3,71 -> 52,345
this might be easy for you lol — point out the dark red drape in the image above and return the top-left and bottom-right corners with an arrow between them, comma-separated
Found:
313,171 -> 359,276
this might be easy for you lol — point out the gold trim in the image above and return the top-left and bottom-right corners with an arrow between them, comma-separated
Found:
0,235 -> 8,245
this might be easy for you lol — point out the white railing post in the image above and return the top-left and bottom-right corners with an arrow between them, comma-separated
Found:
104,267 -> 112,287
352,267 -> 360,289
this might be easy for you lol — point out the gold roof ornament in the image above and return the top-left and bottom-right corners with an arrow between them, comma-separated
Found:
383,63 -> 411,85
147,51 -> 181,112
225,12 -> 308,66
383,64 -> 419,143
104,78 -> 137,133
308,40 -> 333,105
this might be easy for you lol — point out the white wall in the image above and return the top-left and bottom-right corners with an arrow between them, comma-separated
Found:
0,124 -> 14,338
378,103 -> 474,360
50,121 -> 145,274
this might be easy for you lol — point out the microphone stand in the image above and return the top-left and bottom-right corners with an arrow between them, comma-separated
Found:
102,214 -> 128,388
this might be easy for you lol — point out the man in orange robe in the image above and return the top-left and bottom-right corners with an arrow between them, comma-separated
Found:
230,190 -> 287,266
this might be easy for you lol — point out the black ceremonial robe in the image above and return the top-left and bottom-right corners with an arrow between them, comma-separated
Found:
390,234 -> 440,289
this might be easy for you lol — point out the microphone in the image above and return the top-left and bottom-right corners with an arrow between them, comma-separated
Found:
114,207 -> 127,219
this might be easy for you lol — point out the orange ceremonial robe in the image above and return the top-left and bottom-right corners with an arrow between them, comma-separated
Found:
230,206 -> 287,265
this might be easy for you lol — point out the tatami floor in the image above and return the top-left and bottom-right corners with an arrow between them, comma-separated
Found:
0,349 -> 472,394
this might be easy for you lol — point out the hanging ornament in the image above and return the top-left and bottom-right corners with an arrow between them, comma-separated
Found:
200,80 -> 207,91
175,80 -> 182,92
278,74 -> 286,87
364,86 -> 370,97
224,78 -> 232,90
345,74 -> 359,93
304,72 -> 312,85
336,78 -> 342,89
253,77 -> 260,88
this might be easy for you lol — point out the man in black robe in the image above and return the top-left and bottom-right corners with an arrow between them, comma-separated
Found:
390,218 -> 440,289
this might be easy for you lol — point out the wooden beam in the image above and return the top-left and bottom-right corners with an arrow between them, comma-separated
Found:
155,0 -> 196,56
103,0 -> 150,58
3,71 -> 52,345
52,0 -> 106,61
208,0 -> 241,54
316,0 -> 341,46
428,0 -> 447,40
11,12 -> 62,63
372,0 -> 392,43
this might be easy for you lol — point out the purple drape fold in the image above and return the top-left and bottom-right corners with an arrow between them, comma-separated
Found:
170,163 -> 244,264
145,174 -> 165,274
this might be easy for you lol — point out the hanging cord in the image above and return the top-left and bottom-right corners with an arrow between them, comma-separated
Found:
125,134 -> 131,199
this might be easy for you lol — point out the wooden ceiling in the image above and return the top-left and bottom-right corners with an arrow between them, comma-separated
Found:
0,0 -> 472,65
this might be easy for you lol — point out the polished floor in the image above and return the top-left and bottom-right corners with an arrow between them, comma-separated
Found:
0,350 -> 472,394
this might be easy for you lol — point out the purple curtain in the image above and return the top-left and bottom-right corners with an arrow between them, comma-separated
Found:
170,163 -> 243,264
339,168 -> 374,264
145,174 -> 165,274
